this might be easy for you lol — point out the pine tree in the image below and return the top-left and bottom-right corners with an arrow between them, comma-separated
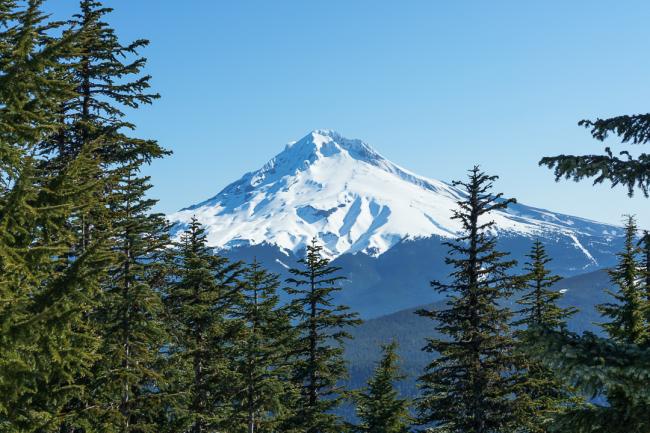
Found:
539,114 -> 650,197
513,240 -> 578,433
549,215 -> 647,432
285,238 -> 361,433
527,328 -> 650,432
353,342 -> 411,433
90,165 -> 170,432
163,217 -> 242,433
531,115 -> 650,431
48,2 -> 170,431
416,166 -> 519,433
37,0 -> 168,257
597,215 -> 646,344
0,2 -> 110,431
229,260 -> 297,433
639,231 -> 650,330
515,240 -> 576,330
46,0 -> 163,166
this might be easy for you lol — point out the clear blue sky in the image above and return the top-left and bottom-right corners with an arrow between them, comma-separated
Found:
46,0 -> 650,227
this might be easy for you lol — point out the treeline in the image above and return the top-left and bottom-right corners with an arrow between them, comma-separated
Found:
2,1 -> 650,433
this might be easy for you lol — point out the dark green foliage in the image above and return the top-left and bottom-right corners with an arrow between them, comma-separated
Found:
515,240 -> 576,330
163,217 -> 242,432
597,216 -> 646,345
44,0 -> 164,166
514,240 -> 578,433
229,260 -> 297,433
90,167 -> 170,432
534,115 -> 650,432
553,215 -> 648,433
58,1 -> 170,431
353,342 -> 411,433
416,166 -> 519,433
526,328 -> 650,432
0,2 -> 111,431
539,114 -> 650,197
285,238 -> 361,433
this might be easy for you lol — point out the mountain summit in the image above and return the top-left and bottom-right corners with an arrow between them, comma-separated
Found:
169,130 -> 621,262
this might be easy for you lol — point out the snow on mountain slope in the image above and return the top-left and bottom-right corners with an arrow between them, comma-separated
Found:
168,130 -> 622,260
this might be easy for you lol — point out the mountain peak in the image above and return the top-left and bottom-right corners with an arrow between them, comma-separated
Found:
170,131 -> 622,260
281,129 -> 386,168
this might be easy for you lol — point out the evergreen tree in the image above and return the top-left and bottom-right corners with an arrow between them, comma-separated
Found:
90,165 -> 170,432
42,0 -> 163,166
546,215 -> 647,432
353,342 -> 411,433
527,328 -> 650,432
515,240 -> 576,330
55,2 -> 170,431
597,215 -> 646,344
513,240 -> 578,433
0,1 -> 168,431
0,2 -> 110,431
530,114 -> 650,432
230,260 -> 297,433
540,113 -> 650,197
285,238 -> 361,433
163,217 -> 242,433
416,166 -> 519,433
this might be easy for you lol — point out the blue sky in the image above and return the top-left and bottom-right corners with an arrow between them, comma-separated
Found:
46,1 -> 650,227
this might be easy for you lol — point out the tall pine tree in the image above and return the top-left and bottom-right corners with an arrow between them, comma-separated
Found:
514,240 -> 578,433
353,342 -> 411,433
163,217 -> 242,433
90,166 -> 170,432
59,1 -> 170,430
530,113 -> 650,432
229,260 -> 297,433
285,238 -> 361,433
416,166 -> 519,433
0,2 -> 110,431
597,215 -> 646,344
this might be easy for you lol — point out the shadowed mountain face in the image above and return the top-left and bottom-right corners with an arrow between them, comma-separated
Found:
170,130 -> 623,272
221,237 -> 621,319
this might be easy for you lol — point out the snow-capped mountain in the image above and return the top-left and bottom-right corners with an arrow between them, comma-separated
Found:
169,129 -> 621,265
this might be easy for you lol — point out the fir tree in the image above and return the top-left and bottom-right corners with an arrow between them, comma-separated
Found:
53,2 -> 170,431
163,217 -> 242,433
37,0 -> 168,256
0,2 -> 110,431
230,260 -> 297,433
515,240 -> 575,330
527,328 -> 650,432
540,113 -> 650,197
513,240 -> 578,433
416,166 -> 519,433
90,165 -> 170,432
285,238 -> 361,433
353,342 -> 411,433
531,115 -> 650,431
44,0 -> 163,166
597,215 -> 646,344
